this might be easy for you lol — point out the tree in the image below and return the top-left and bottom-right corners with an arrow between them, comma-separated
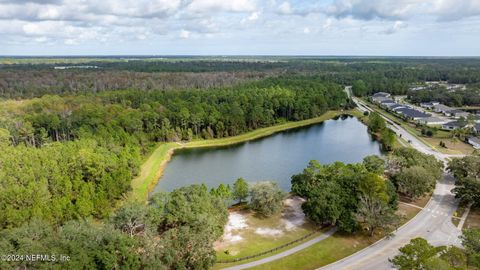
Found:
381,128 -> 396,151
368,112 -> 386,133
363,155 -> 386,174
391,238 -> 469,270
291,161 -> 371,232
439,246 -> 467,269
111,202 -> 150,237
352,80 -> 368,96
210,184 -> 233,205
394,166 -> 436,200
390,238 -> 439,270
448,155 -> 480,207
233,178 -> 249,203
461,229 -> 480,268
249,181 -> 285,217
356,173 -> 398,236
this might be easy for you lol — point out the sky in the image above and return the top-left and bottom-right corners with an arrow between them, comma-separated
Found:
1,0 -> 480,56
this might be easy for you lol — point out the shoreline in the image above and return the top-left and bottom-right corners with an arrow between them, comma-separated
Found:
130,110 -> 360,201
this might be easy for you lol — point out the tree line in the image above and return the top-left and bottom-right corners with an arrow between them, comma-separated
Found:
409,85 -> 480,107
0,77 -> 348,149
3,58 -> 480,98
291,148 -> 443,236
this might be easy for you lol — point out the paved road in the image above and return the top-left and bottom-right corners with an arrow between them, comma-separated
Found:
221,228 -> 337,270
318,98 -> 463,270
221,98 -> 463,270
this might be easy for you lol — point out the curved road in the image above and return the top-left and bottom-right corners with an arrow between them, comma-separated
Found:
222,98 -> 463,270
221,228 -> 337,270
321,98 -> 462,270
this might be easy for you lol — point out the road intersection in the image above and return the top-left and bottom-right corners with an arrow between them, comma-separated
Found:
222,98 -> 464,270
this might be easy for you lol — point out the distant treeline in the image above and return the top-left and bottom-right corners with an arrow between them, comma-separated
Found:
3,58 -> 480,98
409,85 -> 480,106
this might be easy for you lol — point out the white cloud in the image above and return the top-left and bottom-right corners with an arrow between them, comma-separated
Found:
179,29 -> 191,39
186,0 -> 257,13
241,11 -> 260,24
382,20 -> 407,34
327,0 -> 480,21
303,27 -> 310,34
278,1 -> 292,14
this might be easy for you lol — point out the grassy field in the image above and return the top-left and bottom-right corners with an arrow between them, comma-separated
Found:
129,142 -> 178,201
215,210 -> 319,262
246,231 -> 383,270
130,110 -> 350,200
241,195 -> 427,270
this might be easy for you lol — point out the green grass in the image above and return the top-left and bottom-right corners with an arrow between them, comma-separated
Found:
130,142 -> 177,201
246,232 -> 383,270
212,230 -> 324,270
130,110 -> 350,201
215,210 -> 318,261
241,195 -> 428,270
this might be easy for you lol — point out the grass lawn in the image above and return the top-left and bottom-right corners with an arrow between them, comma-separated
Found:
464,208 -> 480,229
246,232 -> 383,270
215,211 -> 318,262
130,110 -> 351,201
242,195 -> 428,270
130,142 -> 178,201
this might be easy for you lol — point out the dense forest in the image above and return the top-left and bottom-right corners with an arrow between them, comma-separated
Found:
1,57 -> 480,269
408,85 -> 480,106
3,57 -> 480,98
0,73 -> 348,268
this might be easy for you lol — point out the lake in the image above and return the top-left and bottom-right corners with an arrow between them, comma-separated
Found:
153,116 -> 382,193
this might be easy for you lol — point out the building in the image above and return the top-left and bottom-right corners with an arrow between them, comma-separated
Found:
371,92 -> 392,103
449,109 -> 470,119
386,104 -> 406,111
420,102 -> 440,110
442,121 -> 466,130
433,104 -> 454,116
467,137 -> 480,149
410,86 -> 427,91
372,92 -> 391,98
417,117 -> 448,126
474,123 -> 480,133
380,99 -> 396,107
396,108 -> 431,120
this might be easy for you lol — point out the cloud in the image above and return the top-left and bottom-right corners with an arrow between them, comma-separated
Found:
241,11 -> 261,24
179,29 -> 191,39
381,21 -> 407,34
186,0 -> 257,13
278,1 -> 292,14
326,0 -> 480,21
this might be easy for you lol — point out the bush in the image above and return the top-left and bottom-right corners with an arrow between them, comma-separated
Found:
249,182 -> 285,217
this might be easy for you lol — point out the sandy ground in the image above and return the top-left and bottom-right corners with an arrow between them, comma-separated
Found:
281,196 -> 306,231
215,196 -> 307,250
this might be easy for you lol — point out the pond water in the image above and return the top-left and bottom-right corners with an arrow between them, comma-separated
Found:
153,116 -> 382,193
